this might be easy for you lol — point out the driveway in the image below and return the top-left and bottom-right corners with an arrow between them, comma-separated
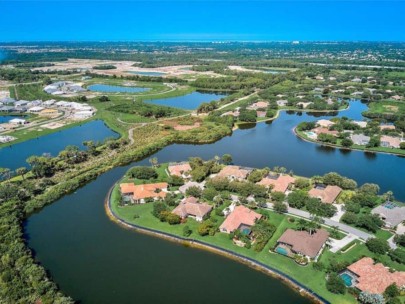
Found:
265,203 -> 373,241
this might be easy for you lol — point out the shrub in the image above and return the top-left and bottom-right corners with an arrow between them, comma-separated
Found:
166,213 -> 181,225
186,186 -> 202,198
183,225 -> 192,237
366,238 -> 390,254
273,201 -> 288,213
389,248 -> 405,264
129,166 -> 157,180
326,273 -> 346,294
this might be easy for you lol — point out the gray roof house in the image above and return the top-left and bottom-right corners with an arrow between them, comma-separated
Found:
351,134 -> 370,146
372,202 -> 405,228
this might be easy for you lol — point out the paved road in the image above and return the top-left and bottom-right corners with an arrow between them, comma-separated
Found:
265,203 -> 373,241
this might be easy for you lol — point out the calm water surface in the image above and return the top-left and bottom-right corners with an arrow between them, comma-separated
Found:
0,120 -> 118,170
145,91 -> 227,109
87,84 -> 150,93
128,71 -> 166,76
0,115 -> 25,123
24,99 -> 405,304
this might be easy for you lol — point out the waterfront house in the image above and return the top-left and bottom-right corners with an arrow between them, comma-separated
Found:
119,182 -> 168,204
371,201 -> 405,228
172,196 -> 212,222
317,119 -> 335,128
276,229 -> 329,261
350,134 -> 370,146
308,185 -> 342,204
342,257 -> 405,294
312,127 -> 339,137
257,173 -> 296,193
217,165 -> 252,181
168,162 -> 192,178
380,135 -> 402,149
9,118 -> 26,125
219,205 -> 262,234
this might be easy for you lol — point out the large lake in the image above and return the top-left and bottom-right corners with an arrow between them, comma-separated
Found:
87,84 -> 150,93
145,91 -> 227,110
24,99 -> 405,304
0,120 -> 118,171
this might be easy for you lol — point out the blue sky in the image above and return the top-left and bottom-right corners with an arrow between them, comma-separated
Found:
0,1 -> 404,42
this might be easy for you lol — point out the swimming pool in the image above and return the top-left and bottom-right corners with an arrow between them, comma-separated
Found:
340,273 -> 353,287
305,131 -> 316,137
276,247 -> 288,256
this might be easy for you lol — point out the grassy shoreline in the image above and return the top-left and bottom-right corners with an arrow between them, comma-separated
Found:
106,173 -> 358,304
105,183 -> 330,304
295,127 -> 405,157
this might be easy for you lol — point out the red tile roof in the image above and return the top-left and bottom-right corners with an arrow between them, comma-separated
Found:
120,182 -> 168,200
217,166 -> 251,180
308,185 -> 342,204
168,163 -> 191,177
257,174 -> 296,193
219,205 -> 262,233
347,257 -> 405,294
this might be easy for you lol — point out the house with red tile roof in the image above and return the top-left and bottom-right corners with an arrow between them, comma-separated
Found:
381,135 -> 403,149
276,229 -> 329,261
172,197 -> 212,222
168,162 -> 192,178
120,182 -> 168,204
217,165 -> 252,181
308,185 -> 342,204
344,257 -> 405,294
257,174 -> 296,193
312,127 -> 339,137
219,205 -> 262,234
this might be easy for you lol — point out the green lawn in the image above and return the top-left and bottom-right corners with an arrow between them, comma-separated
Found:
110,187 -> 356,304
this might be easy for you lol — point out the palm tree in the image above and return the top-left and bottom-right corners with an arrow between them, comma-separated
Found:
214,155 -> 220,164
16,167 -> 27,180
149,157 -> 158,168
384,191 -> 394,202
